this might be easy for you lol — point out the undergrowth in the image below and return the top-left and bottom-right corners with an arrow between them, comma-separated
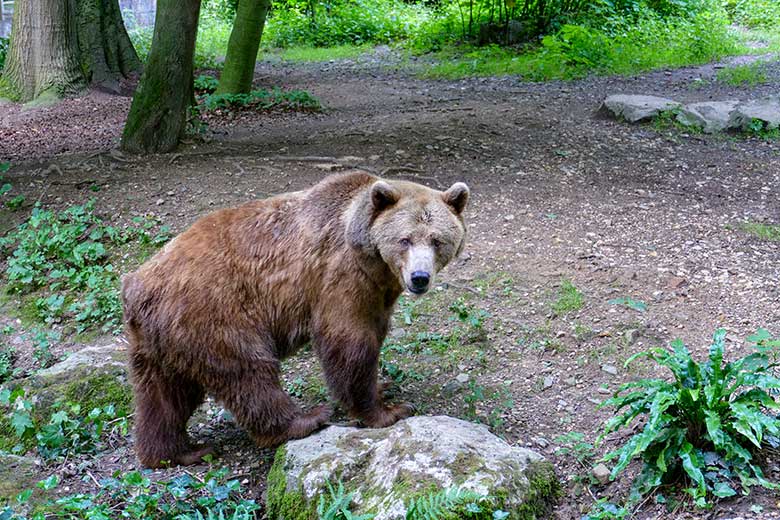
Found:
199,88 -> 321,112
0,36 -> 8,72
716,61 -> 769,86
1,466 -> 259,519
598,329 -> 780,507
0,199 -> 170,334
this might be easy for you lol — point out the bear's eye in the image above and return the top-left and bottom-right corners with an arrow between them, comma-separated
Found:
399,238 -> 411,248
431,238 -> 442,249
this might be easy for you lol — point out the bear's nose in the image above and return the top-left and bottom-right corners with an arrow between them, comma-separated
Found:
410,271 -> 430,291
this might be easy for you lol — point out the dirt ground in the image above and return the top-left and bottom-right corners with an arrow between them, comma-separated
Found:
1,50 -> 779,518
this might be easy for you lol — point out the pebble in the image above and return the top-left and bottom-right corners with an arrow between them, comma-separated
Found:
542,376 -> 554,389
601,364 -> 618,376
592,463 -> 611,485
455,373 -> 470,384
155,198 -> 164,205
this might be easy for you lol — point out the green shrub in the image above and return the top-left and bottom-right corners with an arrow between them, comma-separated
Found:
726,0 -> 780,28
598,329 -> 780,507
264,0 -> 432,47
0,200 -> 170,333
194,74 -> 220,93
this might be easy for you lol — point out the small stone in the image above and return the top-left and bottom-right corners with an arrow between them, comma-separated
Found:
155,198 -> 165,205
440,380 -> 463,398
368,155 -> 381,161
167,191 -> 175,196
542,376 -> 554,389
602,94 -> 681,123
564,377 -> 577,386
601,364 -> 618,376
597,387 -> 612,395
592,463 -> 611,485
504,214 -> 515,221
390,327 -> 406,338
533,437 -> 550,449
624,329 -> 640,345
456,373 -> 470,384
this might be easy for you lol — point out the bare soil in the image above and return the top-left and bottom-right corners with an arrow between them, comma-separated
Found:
1,50 -> 779,519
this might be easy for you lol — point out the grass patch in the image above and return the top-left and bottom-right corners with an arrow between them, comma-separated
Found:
268,44 -> 373,62
551,279 -> 584,315
716,61 -> 769,86
740,221 -> 780,241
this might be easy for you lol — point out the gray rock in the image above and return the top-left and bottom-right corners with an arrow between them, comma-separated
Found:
602,95 -> 681,123
542,376 -> 554,390
623,329 -> 640,346
676,100 -> 740,133
440,379 -> 464,398
455,372 -> 470,384
729,97 -> 780,130
592,463 -> 611,485
266,416 -> 559,520
601,364 -> 618,376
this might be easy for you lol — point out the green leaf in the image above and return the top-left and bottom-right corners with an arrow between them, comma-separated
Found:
711,482 -> 736,498
11,409 -> 34,437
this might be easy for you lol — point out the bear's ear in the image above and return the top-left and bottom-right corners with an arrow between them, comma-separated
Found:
442,182 -> 469,215
370,181 -> 400,212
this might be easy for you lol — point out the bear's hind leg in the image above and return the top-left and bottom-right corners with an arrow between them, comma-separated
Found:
211,364 -> 331,448
131,354 -> 208,468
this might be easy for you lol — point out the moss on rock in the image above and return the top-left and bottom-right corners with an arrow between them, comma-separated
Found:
266,446 -> 316,520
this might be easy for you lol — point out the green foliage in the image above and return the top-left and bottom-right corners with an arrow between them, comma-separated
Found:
265,0 -> 431,47
0,389 -> 128,460
716,61 -> 769,86
194,74 -> 221,93
0,200 -> 170,334
0,37 -> 8,72
581,499 -> 628,520
405,487 -> 507,520
449,297 -> 489,329
200,87 -> 322,112
552,279 -> 584,315
463,380 -> 513,431
598,329 -> 780,507
1,466 -> 259,519
726,0 -> 780,28
317,480 -> 375,520
740,221 -> 780,241
274,44 -> 372,62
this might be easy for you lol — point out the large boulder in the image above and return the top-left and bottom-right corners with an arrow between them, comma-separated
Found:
601,94 -> 681,123
675,100 -> 740,133
0,343 -> 132,451
728,97 -> 780,131
266,415 -> 559,520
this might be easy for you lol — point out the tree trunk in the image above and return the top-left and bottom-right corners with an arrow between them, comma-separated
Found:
78,0 -> 142,92
121,0 -> 201,153
215,0 -> 271,95
1,0 -> 141,103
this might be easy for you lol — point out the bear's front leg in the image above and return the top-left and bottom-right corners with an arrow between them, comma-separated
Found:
315,326 -> 414,428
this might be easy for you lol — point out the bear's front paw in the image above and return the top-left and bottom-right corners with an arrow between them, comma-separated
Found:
363,402 -> 415,428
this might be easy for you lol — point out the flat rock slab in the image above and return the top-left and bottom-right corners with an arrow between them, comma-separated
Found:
676,100 -> 740,133
602,94 -> 681,123
729,97 -> 780,130
266,415 -> 559,519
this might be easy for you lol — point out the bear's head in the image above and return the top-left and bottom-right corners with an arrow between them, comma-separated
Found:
348,178 -> 469,295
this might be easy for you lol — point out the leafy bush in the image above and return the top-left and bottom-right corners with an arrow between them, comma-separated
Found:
194,74 -> 220,93
200,87 -> 321,111
1,467 -> 259,519
0,388 -> 128,459
0,36 -> 8,72
598,329 -> 780,507
265,0 -> 432,47
0,200 -> 170,333
726,0 -> 780,28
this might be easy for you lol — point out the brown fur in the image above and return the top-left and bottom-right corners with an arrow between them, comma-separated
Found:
122,171 -> 469,468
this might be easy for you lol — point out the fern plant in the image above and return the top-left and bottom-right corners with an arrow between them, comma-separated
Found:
405,487 -> 508,520
317,480 -> 375,520
598,329 -> 780,507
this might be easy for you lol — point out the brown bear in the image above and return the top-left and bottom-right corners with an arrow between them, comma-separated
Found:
121,171 -> 470,468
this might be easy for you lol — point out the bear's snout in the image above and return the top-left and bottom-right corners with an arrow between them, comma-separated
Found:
409,271 -> 431,294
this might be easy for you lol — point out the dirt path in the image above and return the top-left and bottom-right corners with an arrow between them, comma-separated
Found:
1,51 -> 779,518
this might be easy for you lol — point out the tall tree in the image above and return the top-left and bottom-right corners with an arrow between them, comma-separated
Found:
215,0 -> 271,95
121,0 -> 201,153
1,0 -> 141,103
